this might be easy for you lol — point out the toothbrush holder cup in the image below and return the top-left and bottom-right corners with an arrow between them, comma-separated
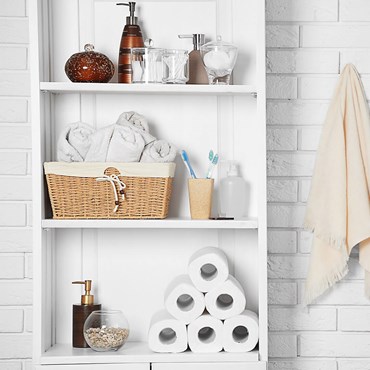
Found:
188,178 -> 214,220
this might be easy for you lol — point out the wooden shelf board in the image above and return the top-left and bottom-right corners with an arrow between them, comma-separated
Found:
40,342 -> 259,364
41,217 -> 258,229
40,82 -> 257,96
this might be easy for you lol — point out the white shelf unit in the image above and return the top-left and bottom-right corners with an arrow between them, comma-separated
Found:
40,82 -> 257,96
41,218 -> 259,229
40,342 -> 259,364
30,0 -> 267,369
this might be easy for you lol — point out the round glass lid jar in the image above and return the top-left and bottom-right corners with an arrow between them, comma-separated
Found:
65,44 -> 115,83
200,36 -> 238,85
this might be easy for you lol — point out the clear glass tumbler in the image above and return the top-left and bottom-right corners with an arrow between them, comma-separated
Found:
162,49 -> 189,84
131,47 -> 163,84
83,310 -> 130,352
200,37 -> 238,85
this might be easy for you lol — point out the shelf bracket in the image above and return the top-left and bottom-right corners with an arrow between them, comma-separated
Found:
251,92 -> 257,98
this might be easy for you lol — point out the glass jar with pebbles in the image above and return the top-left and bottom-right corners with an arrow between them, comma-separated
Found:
83,310 -> 129,351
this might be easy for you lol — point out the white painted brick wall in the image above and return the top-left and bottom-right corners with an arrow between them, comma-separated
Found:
267,180 -> 298,202
0,363 -> 22,370
0,334 -> 32,358
301,25 -> 370,48
267,101 -> 329,126
266,0 -> 338,21
267,230 -> 297,254
266,51 -> 339,74
338,307 -> 370,331
338,360 -> 370,370
1,0 -> 369,367
300,333 -> 370,357
266,0 -> 370,367
0,99 -> 28,123
268,334 -> 297,358
268,360 -> 337,370
266,25 -> 299,48
268,282 -> 298,305
0,0 -> 31,367
267,205 -> 306,228
0,19 -> 28,44
0,1 -> 26,17
267,76 -> 297,99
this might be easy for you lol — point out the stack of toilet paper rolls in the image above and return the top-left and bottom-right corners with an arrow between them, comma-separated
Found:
148,247 -> 259,353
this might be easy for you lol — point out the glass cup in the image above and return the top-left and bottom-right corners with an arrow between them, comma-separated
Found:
200,37 -> 238,85
162,49 -> 189,84
131,47 -> 164,84
83,310 -> 130,352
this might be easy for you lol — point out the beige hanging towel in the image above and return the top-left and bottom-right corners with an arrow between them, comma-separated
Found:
304,64 -> 370,305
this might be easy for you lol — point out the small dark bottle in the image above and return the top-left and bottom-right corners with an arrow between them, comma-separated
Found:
72,280 -> 101,348
117,2 -> 144,83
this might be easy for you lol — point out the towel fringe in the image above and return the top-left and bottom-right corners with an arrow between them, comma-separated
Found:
304,253 -> 349,305
303,222 -> 346,250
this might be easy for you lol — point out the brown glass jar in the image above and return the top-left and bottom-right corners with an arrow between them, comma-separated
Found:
65,44 -> 115,83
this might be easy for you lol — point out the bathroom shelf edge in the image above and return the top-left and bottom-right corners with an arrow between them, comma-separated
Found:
40,342 -> 259,364
39,82 -> 257,95
41,218 -> 258,229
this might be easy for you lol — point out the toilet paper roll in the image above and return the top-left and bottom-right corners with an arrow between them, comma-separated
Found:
223,310 -> 259,352
188,247 -> 229,293
164,274 -> 206,324
148,310 -> 188,353
188,313 -> 223,353
205,275 -> 246,320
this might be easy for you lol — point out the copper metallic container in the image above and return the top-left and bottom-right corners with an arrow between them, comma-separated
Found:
117,2 -> 144,83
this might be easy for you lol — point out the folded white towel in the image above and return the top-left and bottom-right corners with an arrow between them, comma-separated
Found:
85,125 -> 114,162
140,140 -> 177,163
116,111 -> 156,144
57,122 -> 95,162
58,112 -> 175,164
106,125 -> 145,162
85,124 -> 145,162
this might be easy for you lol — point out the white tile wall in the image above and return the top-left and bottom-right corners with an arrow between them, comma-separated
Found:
0,1 -> 31,368
266,0 -> 370,368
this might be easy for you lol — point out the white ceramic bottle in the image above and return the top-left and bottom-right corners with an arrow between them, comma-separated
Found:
219,162 -> 246,219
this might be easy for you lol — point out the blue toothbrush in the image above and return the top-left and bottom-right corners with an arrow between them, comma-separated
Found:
181,150 -> 197,179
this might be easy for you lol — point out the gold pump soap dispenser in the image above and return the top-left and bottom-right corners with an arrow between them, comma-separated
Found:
72,280 -> 101,348
117,2 -> 144,83
178,34 -> 208,84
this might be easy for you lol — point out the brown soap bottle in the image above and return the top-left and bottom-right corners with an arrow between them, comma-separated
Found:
72,280 -> 101,348
117,2 -> 144,83
178,34 -> 209,84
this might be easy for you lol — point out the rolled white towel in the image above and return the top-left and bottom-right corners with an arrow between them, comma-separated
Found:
116,111 -> 156,144
140,140 -> 177,163
106,125 -> 146,162
85,124 -> 146,162
85,124 -> 114,162
57,122 -> 95,162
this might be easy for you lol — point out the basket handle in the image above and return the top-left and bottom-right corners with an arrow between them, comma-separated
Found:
96,174 -> 126,213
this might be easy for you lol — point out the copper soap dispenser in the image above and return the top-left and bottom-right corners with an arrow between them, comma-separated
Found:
117,2 -> 144,83
72,280 -> 101,348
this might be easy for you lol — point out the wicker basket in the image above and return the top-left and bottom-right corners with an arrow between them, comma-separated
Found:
44,162 -> 175,219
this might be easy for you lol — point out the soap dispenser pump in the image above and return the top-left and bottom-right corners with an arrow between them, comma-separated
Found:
117,2 -> 144,83
72,280 -> 101,348
178,34 -> 208,84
